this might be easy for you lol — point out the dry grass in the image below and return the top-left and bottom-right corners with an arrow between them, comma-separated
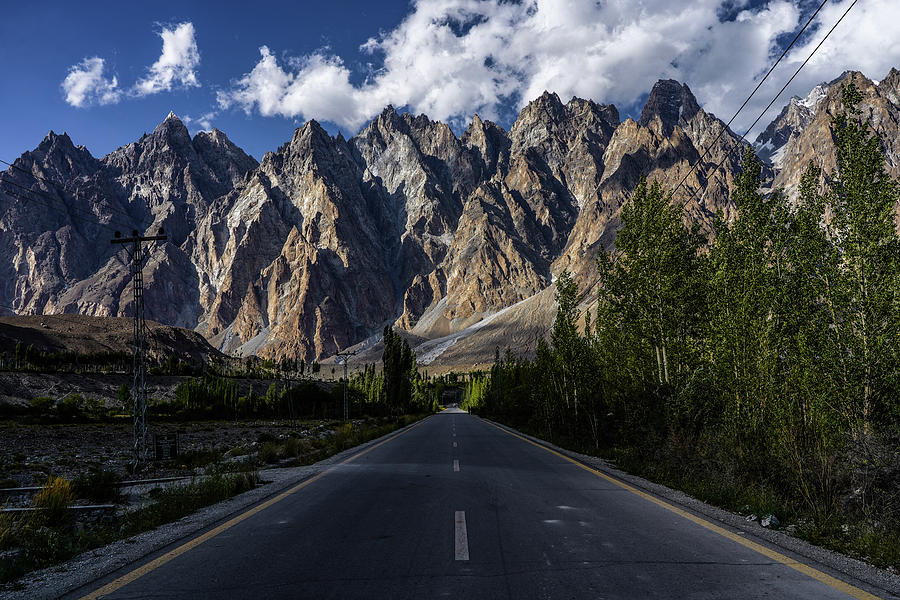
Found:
32,476 -> 75,526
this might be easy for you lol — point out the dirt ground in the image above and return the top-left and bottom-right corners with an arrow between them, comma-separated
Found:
0,419 -> 337,488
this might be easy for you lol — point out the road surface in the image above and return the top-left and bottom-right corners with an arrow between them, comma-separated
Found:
71,409 -> 892,599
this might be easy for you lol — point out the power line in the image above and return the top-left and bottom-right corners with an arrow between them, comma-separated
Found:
666,0 -> 830,199
676,0 -> 858,210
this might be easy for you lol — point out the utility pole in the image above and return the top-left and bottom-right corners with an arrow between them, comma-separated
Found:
112,228 -> 167,471
284,357 -> 295,427
334,350 -> 357,422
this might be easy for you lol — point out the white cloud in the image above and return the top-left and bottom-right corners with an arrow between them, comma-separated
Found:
217,46 -> 377,129
215,0 -> 900,137
61,57 -> 122,108
133,22 -> 200,97
184,111 -> 217,131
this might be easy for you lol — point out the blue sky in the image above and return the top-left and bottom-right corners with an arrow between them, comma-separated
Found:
2,0 -> 898,163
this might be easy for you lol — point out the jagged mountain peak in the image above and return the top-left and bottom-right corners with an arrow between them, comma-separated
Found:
754,83 -> 827,167
880,67 -> 900,87
8,68 -> 899,365
768,67 -> 900,198
638,79 -> 700,134
362,105 -> 453,141
151,111 -> 191,143
878,67 -> 900,106
259,119 -> 350,180
565,97 -> 621,128
516,90 -> 566,123
462,113 -> 510,175
373,104 -> 403,128
192,127 -> 229,147
19,130 -> 99,178
39,130 -> 73,147
288,119 -> 333,150
463,112 -> 506,138
193,127 -> 226,142
191,128 -> 259,188
266,120 -> 331,161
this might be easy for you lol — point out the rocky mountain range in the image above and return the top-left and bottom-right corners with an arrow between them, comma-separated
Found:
2,68 -> 898,367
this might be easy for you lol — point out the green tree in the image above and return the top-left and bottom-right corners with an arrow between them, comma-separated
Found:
826,81 -> 900,428
704,150 -> 784,455
600,178 -> 704,386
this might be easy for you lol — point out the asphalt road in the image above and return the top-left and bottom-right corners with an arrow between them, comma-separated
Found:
71,409 -> 892,599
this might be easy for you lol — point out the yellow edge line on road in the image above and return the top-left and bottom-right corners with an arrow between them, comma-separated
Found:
485,420 -> 881,600
80,418 -> 428,600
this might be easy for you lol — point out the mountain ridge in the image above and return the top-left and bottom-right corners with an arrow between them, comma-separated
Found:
3,68 -> 898,365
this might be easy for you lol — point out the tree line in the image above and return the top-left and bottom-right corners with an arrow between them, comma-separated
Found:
465,83 -> 899,564
348,326 -> 444,415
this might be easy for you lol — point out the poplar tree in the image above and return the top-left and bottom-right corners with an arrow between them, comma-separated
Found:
601,178 -> 703,387
826,81 -> 900,429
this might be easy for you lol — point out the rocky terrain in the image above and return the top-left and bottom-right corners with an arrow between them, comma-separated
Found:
0,314 -> 221,366
2,69 -> 898,367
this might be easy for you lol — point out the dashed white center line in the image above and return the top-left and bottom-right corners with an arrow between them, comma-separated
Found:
455,511 -> 469,561
453,459 -> 460,472
453,441 -> 457,447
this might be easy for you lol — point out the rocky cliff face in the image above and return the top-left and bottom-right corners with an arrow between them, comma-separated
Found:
4,69 -> 895,363
754,83 -> 828,167
0,114 -> 258,329
762,71 -> 900,202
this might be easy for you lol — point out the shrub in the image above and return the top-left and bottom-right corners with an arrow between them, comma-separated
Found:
29,396 -> 54,413
256,432 -> 277,444
0,511 -> 12,550
175,449 -> 222,470
32,476 -> 74,526
123,473 -> 258,536
56,395 -> 84,421
73,468 -> 121,503
283,437 -> 301,457
259,442 -> 281,464
16,521 -> 85,572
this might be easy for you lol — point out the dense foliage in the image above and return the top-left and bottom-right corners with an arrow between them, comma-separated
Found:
466,84 -> 900,567
348,326 -> 443,415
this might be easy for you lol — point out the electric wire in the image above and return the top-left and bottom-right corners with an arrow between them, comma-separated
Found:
665,0 -> 830,199
676,0 -> 858,210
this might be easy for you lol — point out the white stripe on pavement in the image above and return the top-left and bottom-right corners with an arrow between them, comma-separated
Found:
455,511 -> 469,561
453,459 -> 460,472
